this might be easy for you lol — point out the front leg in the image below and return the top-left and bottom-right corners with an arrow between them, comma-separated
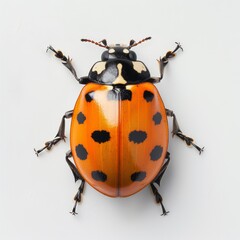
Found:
166,108 -> 204,154
46,45 -> 89,84
151,42 -> 183,83
34,110 -> 73,156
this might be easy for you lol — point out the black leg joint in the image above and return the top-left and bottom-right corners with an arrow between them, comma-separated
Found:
65,150 -> 85,216
34,110 -> 73,156
150,183 -> 169,216
166,108 -> 204,154
150,152 -> 171,215
151,42 -> 183,84
65,150 -> 83,182
46,45 -> 88,84
47,45 -> 68,62
166,109 -> 174,117
70,180 -> 85,216
153,152 -> 170,186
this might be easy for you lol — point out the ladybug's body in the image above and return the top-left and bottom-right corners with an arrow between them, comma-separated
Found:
71,82 -> 168,197
35,37 -> 203,215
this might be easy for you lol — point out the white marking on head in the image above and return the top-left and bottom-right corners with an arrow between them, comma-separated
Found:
112,63 -> 127,84
123,49 -> 129,54
92,62 -> 106,74
108,49 -> 115,54
132,61 -> 147,73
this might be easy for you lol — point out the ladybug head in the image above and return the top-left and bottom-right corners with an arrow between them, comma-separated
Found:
81,37 -> 152,85
101,45 -> 137,61
81,37 -> 151,61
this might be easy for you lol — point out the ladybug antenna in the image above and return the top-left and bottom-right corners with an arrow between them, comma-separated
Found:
128,37 -> 152,49
81,38 -> 109,49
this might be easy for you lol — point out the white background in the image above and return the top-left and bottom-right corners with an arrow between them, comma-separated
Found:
1,0 -> 239,239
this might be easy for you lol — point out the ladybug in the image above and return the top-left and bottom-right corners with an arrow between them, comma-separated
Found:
35,37 -> 203,216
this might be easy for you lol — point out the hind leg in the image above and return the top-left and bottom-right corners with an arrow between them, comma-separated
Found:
150,152 -> 170,216
66,150 -> 85,215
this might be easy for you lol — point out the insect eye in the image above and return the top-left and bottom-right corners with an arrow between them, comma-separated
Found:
101,51 -> 109,61
129,51 -> 137,60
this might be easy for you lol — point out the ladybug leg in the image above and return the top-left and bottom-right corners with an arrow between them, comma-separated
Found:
34,110 -> 73,156
166,108 -> 204,154
153,152 -> 170,186
151,152 -> 170,216
46,45 -> 90,84
70,180 -> 85,216
66,150 -> 85,215
65,150 -> 83,182
151,42 -> 183,83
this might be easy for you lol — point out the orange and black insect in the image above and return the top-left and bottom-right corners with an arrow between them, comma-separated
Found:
35,37 -> 203,215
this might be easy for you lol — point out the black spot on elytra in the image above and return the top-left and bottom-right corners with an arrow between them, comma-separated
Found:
91,130 -> 110,143
77,112 -> 86,124
131,171 -> 146,182
129,130 -> 147,144
152,112 -> 162,125
120,89 -> 132,101
85,91 -> 95,102
150,146 -> 163,161
92,171 -> 107,182
75,144 -> 88,160
143,90 -> 154,102
107,89 -> 132,101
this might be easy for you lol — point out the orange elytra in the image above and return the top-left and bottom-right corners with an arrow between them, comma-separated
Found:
70,82 -> 168,197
